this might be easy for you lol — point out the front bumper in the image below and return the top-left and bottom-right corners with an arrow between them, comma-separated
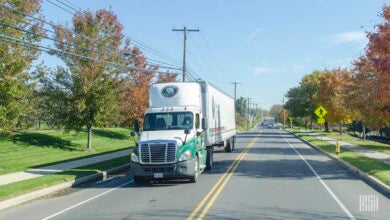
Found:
130,159 -> 195,180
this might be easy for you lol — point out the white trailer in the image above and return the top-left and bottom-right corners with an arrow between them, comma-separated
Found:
130,81 -> 236,183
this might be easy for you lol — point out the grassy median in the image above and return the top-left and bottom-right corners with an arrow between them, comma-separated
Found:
292,130 -> 390,186
0,156 -> 130,201
0,127 -> 134,175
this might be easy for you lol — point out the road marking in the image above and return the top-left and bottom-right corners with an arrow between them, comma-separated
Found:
188,137 -> 258,220
280,132 -> 356,220
42,179 -> 134,220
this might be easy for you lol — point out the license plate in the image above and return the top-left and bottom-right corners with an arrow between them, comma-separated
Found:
154,173 -> 163,178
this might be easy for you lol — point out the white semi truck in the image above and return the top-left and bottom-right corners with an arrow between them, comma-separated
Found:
130,81 -> 236,183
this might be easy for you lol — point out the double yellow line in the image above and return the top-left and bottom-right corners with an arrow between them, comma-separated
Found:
188,137 -> 258,220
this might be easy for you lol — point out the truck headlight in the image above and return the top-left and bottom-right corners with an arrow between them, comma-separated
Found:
179,150 -> 192,161
131,151 -> 139,162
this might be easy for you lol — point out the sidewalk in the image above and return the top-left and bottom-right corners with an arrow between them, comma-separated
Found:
307,133 -> 390,165
0,148 -> 132,186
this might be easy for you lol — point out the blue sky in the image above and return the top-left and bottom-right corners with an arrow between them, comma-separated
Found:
40,0 -> 389,110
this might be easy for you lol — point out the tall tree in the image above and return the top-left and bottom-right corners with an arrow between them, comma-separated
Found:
53,9 -> 129,151
119,47 -> 157,127
315,68 -> 351,133
344,57 -> 385,138
365,5 -> 390,126
0,0 -> 45,132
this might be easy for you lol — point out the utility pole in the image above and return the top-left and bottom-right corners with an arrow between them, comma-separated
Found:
283,97 -> 286,131
172,26 -> 199,82
247,98 -> 251,131
231,82 -> 241,112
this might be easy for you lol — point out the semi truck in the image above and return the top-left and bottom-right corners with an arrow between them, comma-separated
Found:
130,81 -> 236,183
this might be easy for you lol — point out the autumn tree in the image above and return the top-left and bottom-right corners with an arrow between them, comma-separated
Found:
119,47 -> 157,127
344,57 -> 385,139
53,9 -> 129,151
365,5 -> 390,126
315,68 -> 351,133
0,0 -> 45,132
155,71 -> 178,83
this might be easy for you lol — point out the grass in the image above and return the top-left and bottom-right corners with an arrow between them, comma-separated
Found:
0,127 -> 134,175
293,131 -> 390,186
0,156 -> 130,201
291,129 -> 390,155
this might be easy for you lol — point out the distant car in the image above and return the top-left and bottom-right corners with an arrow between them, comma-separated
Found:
267,124 -> 273,128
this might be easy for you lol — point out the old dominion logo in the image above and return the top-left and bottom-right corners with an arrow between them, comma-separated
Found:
161,85 -> 179,98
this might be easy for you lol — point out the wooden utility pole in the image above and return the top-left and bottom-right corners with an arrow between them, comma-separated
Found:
172,26 -> 199,82
231,82 -> 241,111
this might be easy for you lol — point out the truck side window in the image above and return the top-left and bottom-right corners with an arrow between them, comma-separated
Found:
195,113 -> 200,129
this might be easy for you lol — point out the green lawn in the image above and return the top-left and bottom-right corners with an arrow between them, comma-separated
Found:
293,131 -> 390,186
0,127 -> 134,175
0,156 -> 130,201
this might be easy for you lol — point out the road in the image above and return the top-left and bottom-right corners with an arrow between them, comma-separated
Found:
1,126 -> 389,219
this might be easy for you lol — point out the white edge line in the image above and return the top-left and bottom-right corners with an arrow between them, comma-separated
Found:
41,180 -> 134,220
280,132 -> 356,220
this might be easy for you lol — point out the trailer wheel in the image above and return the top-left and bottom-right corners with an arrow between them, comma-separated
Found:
225,138 -> 233,152
190,155 -> 199,183
206,147 -> 214,170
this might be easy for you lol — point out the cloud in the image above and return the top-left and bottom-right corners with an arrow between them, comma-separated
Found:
326,31 -> 367,45
248,28 -> 263,40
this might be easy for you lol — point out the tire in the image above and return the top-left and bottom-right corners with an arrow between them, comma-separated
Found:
231,136 -> 236,152
190,155 -> 199,183
133,176 -> 147,184
225,138 -> 232,152
206,147 -> 214,170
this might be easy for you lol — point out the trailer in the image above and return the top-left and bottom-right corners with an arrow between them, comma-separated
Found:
130,81 -> 236,183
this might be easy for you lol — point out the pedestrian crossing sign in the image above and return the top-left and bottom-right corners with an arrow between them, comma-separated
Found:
314,106 -> 328,119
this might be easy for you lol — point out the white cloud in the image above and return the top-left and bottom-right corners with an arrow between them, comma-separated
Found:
326,31 -> 367,45
248,28 -> 263,40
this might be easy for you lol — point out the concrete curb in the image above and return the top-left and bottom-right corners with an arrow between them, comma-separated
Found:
289,131 -> 390,198
0,163 -> 130,211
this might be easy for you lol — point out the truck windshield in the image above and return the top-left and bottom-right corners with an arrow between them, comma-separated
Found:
143,112 -> 193,131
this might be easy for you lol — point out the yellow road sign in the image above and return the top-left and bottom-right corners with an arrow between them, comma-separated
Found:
317,118 -> 325,124
315,106 -> 328,119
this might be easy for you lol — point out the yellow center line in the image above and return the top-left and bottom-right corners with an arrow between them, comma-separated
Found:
188,137 -> 258,220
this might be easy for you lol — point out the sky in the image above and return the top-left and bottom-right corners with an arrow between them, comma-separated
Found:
39,0 -> 389,110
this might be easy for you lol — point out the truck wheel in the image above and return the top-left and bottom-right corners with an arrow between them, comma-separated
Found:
190,155 -> 199,183
231,136 -> 236,151
133,176 -> 147,184
206,147 -> 214,170
225,138 -> 232,152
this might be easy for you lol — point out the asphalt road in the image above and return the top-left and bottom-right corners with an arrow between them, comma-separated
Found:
1,126 -> 389,220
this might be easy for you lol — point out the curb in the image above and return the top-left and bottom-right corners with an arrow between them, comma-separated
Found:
0,163 -> 130,211
289,131 -> 390,198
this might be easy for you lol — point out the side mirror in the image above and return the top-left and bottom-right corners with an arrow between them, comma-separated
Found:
202,118 -> 207,130
134,120 -> 140,133
130,131 -> 137,137
183,129 -> 190,145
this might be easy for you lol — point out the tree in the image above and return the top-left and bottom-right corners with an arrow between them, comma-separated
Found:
0,0 -> 45,132
53,9 -> 129,151
344,56 -> 385,139
155,72 -> 178,83
269,104 -> 283,121
285,71 -> 323,128
315,68 -> 351,133
119,47 -> 157,127
365,5 -> 390,126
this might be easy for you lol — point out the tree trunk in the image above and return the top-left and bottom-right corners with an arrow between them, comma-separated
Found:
339,121 -> 342,135
87,126 -> 92,151
363,124 -> 366,141
325,121 -> 329,132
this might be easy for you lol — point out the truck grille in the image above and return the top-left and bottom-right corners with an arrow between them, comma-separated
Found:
140,143 -> 177,164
